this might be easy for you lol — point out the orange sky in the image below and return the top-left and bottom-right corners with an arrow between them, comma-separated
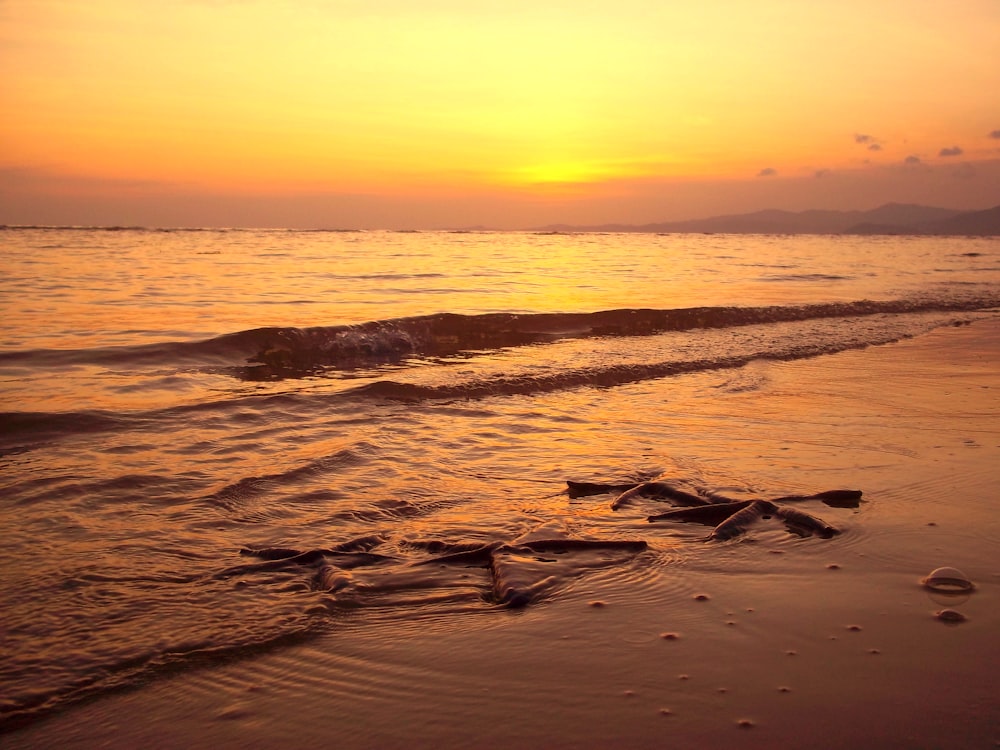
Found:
2,0 -> 999,228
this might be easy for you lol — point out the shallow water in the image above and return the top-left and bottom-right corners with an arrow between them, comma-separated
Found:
1,227 -> 998,732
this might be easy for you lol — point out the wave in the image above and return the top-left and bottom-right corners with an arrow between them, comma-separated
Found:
0,410 -> 143,451
349,356 -> 761,401
4,313 -> 993,453
340,328 -> 906,403
757,273 -> 854,282
0,621 -> 322,734
2,296 -> 998,381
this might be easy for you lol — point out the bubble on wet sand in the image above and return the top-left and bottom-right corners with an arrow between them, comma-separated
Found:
589,600 -> 608,608
934,608 -> 968,624
922,566 -> 974,594
737,718 -> 755,729
660,631 -> 681,640
693,593 -> 710,601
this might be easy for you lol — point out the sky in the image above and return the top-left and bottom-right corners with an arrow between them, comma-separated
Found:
2,0 -> 999,229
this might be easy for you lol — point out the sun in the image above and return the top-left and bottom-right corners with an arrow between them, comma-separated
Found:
494,160 -> 632,196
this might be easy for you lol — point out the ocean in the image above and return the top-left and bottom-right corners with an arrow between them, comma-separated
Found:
1,227 -> 998,735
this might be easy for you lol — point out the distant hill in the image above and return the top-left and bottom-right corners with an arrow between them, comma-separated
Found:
890,204 -> 1000,236
534,203 -> 1000,236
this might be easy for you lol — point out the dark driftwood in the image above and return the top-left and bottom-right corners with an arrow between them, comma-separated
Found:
489,551 -> 558,608
709,500 -> 780,540
634,485 -> 857,540
773,505 -> 840,538
231,480 -> 857,607
770,489 -> 863,508
518,539 -> 648,553
644,499 -> 841,541
237,536 -> 649,608
610,481 -> 710,510
647,500 -> 755,525
429,539 -> 649,607
566,480 -> 639,498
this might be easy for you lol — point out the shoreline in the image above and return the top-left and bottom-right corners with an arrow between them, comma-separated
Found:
6,318 -> 999,749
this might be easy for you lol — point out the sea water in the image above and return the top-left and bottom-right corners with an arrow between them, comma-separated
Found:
1,227 -> 998,730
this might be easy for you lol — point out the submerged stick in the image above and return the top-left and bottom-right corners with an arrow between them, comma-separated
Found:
518,539 -> 648,553
489,552 -> 558,608
566,480 -> 640,498
225,549 -> 394,578
611,482 -> 709,510
704,500 -> 841,540
774,506 -> 840,538
769,489 -> 863,508
240,546 -> 308,560
709,500 -> 779,541
647,500 -> 755,525
415,542 -> 503,566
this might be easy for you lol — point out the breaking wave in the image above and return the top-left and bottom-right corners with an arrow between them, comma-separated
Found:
2,296 -> 997,380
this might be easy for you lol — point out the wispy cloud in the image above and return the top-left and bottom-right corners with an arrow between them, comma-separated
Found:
904,155 -> 922,165
756,167 -> 777,177
989,130 -> 1000,139
814,168 -> 831,178
939,146 -> 963,157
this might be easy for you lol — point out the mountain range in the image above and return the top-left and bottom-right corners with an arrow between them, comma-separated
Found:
534,203 -> 1000,236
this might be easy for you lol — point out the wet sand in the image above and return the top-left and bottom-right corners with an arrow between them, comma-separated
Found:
6,319 -> 999,749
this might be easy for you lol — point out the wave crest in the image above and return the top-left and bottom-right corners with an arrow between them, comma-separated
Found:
2,296 -> 997,381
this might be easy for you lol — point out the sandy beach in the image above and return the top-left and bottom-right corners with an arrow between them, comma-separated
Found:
5,317 -> 997,750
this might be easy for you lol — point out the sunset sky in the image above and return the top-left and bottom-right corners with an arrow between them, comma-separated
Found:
2,0 -> 999,229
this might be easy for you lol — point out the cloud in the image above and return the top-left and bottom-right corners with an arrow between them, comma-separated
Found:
814,168 -> 831,178
904,155 -> 922,165
855,133 -> 884,151
989,130 -> 1000,139
756,167 -> 777,177
939,146 -> 963,157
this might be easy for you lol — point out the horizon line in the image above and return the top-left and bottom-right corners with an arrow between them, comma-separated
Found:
2,200 -> 998,234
